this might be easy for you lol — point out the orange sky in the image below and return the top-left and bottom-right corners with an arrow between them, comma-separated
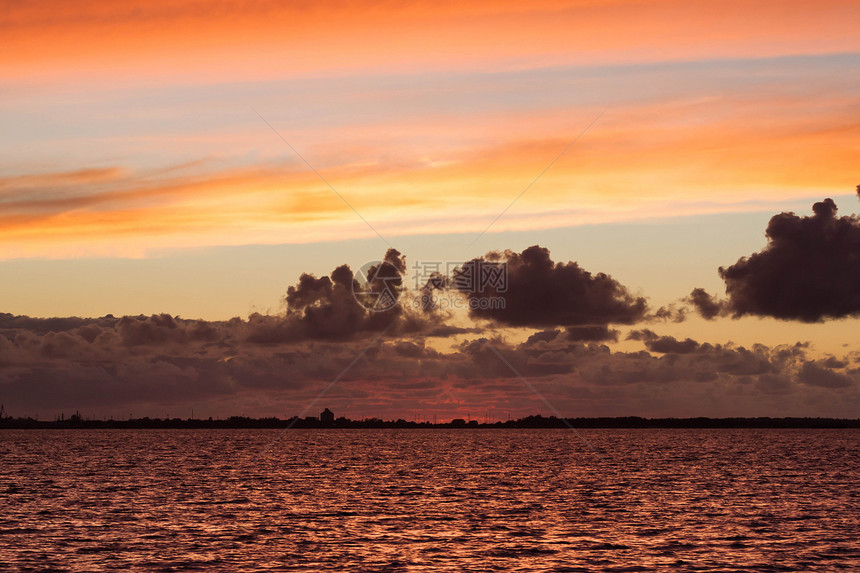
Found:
4,1 -> 859,249
4,0 -> 860,81
0,0 -> 858,323
1,93 -> 857,258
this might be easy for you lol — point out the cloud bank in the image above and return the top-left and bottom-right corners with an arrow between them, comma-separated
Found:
1,244 -> 857,419
1,312 -> 856,419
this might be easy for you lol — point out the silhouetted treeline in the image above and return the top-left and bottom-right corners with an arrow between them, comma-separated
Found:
1,414 -> 859,430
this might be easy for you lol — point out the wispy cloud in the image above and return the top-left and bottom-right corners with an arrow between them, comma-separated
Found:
4,0 -> 859,81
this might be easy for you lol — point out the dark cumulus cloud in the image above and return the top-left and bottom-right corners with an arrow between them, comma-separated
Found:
627,330 -> 699,353
646,304 -> 687,323
687,288 -> 724,320
456,245 -> 647,327
566,325 -> 619,342
249,248 -> 435,343
524,329 -> 561,345
646,336 -> 699,354
691,198 -> 860,322
798,361 -> 854,388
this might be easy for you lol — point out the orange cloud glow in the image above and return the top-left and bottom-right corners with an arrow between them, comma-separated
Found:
2,0 -> 859,259
4,0 -> 860,83
1,94 -> 855,259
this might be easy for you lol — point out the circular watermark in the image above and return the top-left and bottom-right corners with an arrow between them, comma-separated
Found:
353,260 -> 403,312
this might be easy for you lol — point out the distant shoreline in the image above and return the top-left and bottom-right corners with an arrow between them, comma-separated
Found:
2,415 -> 859,430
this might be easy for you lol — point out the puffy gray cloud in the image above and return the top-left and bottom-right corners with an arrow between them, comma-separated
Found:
248,248 -> 444,343
524,329 -> 561,345
626,329 -> 658,342
644,336 -> 700,354
693,199 -> 860,322
798,361 -> 854,388
687,288 -> 725,321
565,325 -> 619,342
456,245 -> 647,327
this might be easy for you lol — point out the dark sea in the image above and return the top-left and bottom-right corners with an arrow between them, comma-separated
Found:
2,429 -> 859,572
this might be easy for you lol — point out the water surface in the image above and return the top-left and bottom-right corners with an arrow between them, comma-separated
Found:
2,429 -> 859,571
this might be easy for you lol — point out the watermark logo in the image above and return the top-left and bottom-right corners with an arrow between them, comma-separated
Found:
354,259 -> 509,312
411,291 -> 507,311
412,260 -> 508,293
412,260 -> 508,312
454,261 -> 508,294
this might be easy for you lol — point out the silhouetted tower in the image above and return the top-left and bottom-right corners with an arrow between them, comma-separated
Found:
320,408 -> 335,423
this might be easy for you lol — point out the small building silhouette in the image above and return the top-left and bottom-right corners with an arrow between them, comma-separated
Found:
320,408 -> 335,423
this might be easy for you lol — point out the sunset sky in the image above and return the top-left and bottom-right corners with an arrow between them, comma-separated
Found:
1,0 -> 859,420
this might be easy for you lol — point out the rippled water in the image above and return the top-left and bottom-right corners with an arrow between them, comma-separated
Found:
2,429 -> 859,571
